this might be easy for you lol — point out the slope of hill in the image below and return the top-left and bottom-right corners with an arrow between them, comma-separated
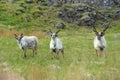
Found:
0,1 -> 120,80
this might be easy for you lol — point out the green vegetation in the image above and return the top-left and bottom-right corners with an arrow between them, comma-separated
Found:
0,26 -> 120,80
0,0 -> 65,30
0,0 -> 120,80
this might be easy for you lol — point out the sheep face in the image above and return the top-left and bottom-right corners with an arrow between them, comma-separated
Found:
47,29 -> 64,59
14,34 -> 23,43
51,33 -> 58,39
95,32 -> 105,40
14,33 -> 38,58
92,21 -> 111,58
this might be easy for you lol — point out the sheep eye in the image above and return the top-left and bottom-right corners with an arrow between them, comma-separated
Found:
55,34 -> 58,37
15,37 -> 18,40
101,32 -> 104,36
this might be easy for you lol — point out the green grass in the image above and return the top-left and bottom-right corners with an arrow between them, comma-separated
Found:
0,28 -> 120,80
0,1 -> 120,80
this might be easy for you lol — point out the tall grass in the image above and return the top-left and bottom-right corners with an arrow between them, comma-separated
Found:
0,27 -> 120,80
0,1 -> 120,79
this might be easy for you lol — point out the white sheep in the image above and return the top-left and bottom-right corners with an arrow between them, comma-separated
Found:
92,22 -> 110,58
14,33 -> 38,58
48,30 -> 64,59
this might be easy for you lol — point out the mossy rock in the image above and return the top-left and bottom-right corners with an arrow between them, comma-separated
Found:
20,14 -> 31,22
63,4 -> 72,9
80,15 -> 90,21
71,3 -> 87,7
40,6 -> 49,10
0,0 -> 7,4
25,0 -> 34,3
53,3 -> 63,7
82,12 -> 90,16
31,8 -> 41,17
15,7 -> 25,15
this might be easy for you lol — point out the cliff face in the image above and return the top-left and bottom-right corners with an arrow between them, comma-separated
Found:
48,0 -> 120,9
8,0 -> 120,9
4,0 -> 120,28
58,3 -> 120,27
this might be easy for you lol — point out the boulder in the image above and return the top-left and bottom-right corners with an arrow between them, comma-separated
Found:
113,10 -> 120,19
26,0 -> 33,3
58,4 -> 98,26
8,0 -> 14,3
55,22 -> 65,29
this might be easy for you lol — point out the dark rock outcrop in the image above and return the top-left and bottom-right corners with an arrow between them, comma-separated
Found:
55,22 -> 65,29
8,0 -> 14,3
58,4 -> 98,26
50,0 -> 120,9
113,10 -> 120,19
26,0 -> 33,3
58,3 -> 117,26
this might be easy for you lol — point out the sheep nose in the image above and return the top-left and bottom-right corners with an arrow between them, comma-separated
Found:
52,36 -> 55,38
98,36 -> 101,40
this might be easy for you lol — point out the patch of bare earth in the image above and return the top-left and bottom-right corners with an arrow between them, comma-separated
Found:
4,71 -> 25,80
0,28 -> 46,38
0,63 -> 25,80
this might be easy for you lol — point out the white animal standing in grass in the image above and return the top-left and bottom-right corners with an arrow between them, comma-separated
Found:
92,22 -> 110,58
14,33 -> 38,58
48,30 -> 64,59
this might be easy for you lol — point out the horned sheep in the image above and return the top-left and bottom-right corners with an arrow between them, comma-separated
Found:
14,33 -> 38,58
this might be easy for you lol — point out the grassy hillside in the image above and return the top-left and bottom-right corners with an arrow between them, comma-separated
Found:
0,26 -> 120,80
0,1 -> 120,80
0,0 -> 66,30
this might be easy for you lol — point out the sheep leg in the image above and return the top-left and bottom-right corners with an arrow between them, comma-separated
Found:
21,48 -> 24,57
99,52 -> 102,57
32,49 -> 35,57
100,50 -> 103,57
103,48 -> 106,58
35,41 -> 37,54
61,49 -> 64,58
35,47 -> 37,54
95,49 -> 98,56
23,48 -> 27,58
50,49 -> 53,59
56,50 -> 59,59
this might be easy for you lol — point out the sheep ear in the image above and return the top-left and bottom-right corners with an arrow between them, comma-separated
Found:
101,32 -> 105,36
47,29 -> 53,35
14,34 -> 18,39
21,33 -> 23,36
56,30 -> 61,34
49,29 -> 52,34
95,32 -> 98,35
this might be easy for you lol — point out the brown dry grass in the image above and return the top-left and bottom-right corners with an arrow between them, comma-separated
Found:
26,66 -> 48,80
0,28 -> 46,38
0,67 -> 24,80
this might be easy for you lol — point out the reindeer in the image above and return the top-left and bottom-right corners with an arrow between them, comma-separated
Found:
47,30 -> 64,59
92,22 -> 110,57
14,33 -> 38,58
